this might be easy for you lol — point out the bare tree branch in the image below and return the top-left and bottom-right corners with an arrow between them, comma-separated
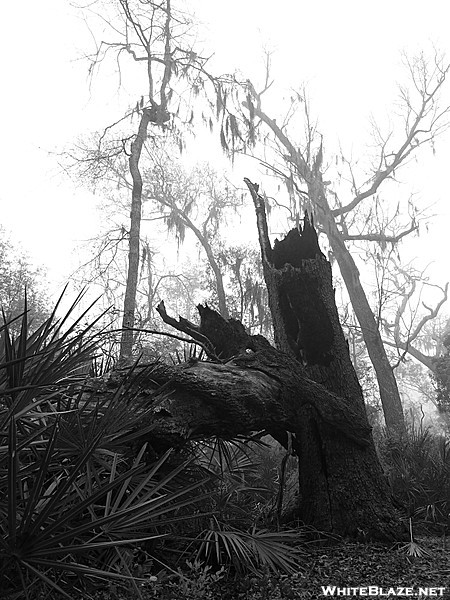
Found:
342,221 -> 418,243
332,55 -> 450,217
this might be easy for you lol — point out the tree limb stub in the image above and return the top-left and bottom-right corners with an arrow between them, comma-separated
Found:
156,300 -> 271,360
156,300 -> 215,357
244,177 -> 273,265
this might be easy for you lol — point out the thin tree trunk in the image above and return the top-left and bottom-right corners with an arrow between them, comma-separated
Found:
120,109 -> 153,360
328,227 -> 406,434
199,239 -> 228,319
309,177 -> 406,435
185,218 -> 228,318
164,205 -> 229,318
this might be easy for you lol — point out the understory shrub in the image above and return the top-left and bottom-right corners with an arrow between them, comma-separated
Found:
0,295 -> 212,598
0,294 -> 303,599
379,422 -> 450,530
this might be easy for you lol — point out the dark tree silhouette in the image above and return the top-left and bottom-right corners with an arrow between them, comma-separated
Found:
107,181 -> 404,540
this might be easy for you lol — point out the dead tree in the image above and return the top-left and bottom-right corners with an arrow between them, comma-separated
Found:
109,181 -> 404,540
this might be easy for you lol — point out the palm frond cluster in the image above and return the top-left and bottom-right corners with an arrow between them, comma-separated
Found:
0,294 -> 303,599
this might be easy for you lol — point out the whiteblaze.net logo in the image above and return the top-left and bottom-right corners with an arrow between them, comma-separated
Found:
321,586 -> 447,597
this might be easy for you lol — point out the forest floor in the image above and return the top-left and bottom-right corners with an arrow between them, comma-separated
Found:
257,535 -> 450,600
89,535 -> 450,600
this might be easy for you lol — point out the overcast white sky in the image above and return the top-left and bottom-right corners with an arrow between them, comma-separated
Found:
0,0 -> 449,295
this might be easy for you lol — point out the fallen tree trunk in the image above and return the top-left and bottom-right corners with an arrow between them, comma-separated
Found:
127,336 -> 372,447
111,306 -> 401,539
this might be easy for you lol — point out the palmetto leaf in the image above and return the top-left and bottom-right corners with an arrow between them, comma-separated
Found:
53,364 -> 159,464
7,417 -> 18,545
21,418 -> 60,532
0,288 -> 102,429
196,522 -> 303,575
400,540 -> 432,558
